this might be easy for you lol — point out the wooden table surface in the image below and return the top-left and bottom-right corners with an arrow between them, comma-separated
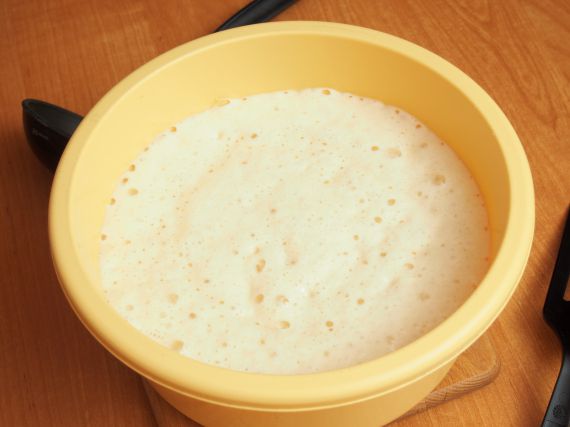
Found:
0,0 -> 568,426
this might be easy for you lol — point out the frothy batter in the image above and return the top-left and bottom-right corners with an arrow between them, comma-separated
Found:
100,88 -> 490,374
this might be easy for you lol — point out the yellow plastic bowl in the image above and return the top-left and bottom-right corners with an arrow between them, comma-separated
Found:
49,22 -> 534,426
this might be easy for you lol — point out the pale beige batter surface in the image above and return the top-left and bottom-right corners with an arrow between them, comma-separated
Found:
100,88 -> 489,374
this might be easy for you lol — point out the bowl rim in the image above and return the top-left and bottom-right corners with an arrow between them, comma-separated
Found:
49,21 -> 534,410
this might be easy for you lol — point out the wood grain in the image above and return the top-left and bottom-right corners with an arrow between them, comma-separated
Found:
396,335 -> 500,422
0,0 -> 568,426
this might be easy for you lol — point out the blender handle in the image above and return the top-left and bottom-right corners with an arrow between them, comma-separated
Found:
21,99 -> 83,173
215,0 -> 297,32
542,348 -> 570,426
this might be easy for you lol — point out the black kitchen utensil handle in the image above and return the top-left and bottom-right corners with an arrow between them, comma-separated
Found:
542,206 -> 570,427
21,99 -> 83,172
544,206 -> 570,312
22,0 -> 298,173
215,0 -> 296,32
543,352 -> 570,426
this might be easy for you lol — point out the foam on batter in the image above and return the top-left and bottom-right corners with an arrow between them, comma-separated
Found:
100,88 -> 490,374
